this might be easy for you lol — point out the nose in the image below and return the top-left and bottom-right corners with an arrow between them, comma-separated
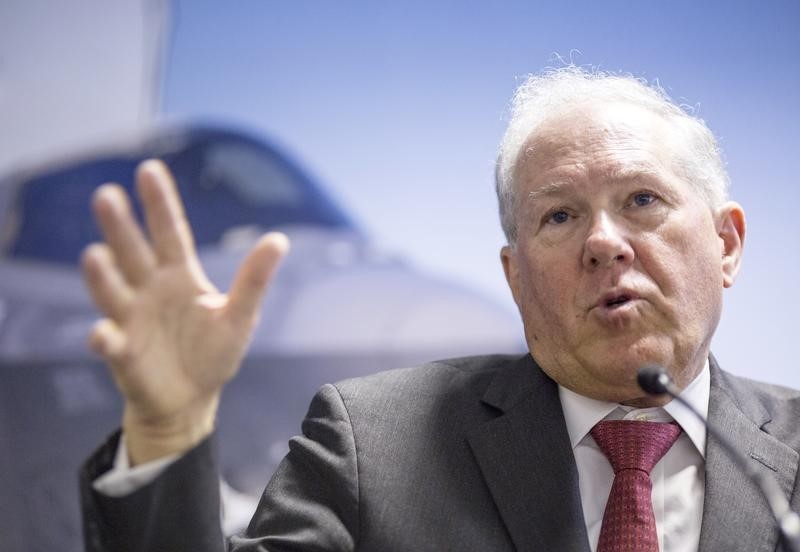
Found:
582,213 -> 634,270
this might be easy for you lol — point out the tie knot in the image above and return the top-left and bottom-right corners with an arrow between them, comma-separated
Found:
591,420 -> 682,474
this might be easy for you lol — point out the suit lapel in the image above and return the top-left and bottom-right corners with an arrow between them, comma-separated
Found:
466,355 -> 590,552
699,359 -> 800,552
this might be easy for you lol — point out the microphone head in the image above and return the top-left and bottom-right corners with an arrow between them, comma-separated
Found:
637,365 -> 671,395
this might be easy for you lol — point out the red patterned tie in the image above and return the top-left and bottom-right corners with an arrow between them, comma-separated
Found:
590,420 -> 682,552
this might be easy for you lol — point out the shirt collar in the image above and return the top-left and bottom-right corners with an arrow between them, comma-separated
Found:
558,359 -> 709,458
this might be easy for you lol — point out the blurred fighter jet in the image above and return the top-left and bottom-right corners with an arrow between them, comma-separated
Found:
0,124 -> 523,550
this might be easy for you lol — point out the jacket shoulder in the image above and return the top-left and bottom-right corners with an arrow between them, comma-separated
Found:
332,354 -> 524,399
718,368 -> 800,407
716,367 -> 800,449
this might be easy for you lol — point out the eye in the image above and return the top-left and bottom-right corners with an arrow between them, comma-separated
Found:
631,192 -> 656,207
547,210 -> 571,224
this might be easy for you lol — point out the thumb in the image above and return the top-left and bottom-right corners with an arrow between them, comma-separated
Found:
226,232 -> 290,329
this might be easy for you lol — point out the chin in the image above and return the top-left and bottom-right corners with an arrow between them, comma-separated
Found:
573,347 -> 671,393
582,347 -> 668,376
606,335 -> 675,369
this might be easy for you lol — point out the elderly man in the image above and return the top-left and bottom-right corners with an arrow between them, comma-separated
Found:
80,67 -> 800,551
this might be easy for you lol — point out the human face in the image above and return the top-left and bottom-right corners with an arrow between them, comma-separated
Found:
501,103 -> 745,406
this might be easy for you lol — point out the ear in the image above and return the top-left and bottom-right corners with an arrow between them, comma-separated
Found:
500,245 -> 522,307
716,201 -> 746,288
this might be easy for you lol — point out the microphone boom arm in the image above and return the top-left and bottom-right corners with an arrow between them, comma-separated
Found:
638,366 -> 800,552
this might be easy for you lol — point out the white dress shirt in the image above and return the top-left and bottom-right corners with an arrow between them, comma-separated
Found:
559,362 -> 709,552
93,439 -> 179,496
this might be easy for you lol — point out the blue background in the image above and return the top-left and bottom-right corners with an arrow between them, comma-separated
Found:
108,1 -> 800,386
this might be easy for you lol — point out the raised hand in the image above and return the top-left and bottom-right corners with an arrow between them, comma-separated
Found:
81,160 -> 289,464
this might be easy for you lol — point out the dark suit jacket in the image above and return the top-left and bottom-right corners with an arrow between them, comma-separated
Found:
80,354 -> 800,551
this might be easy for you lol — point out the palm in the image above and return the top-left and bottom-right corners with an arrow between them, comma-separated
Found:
117,266 -> 238,417
82,160 -> 288,459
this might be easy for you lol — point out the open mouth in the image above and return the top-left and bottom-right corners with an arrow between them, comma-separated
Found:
605,294 -> 632,309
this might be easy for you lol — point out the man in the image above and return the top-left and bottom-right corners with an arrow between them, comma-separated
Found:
80,67 -> 800,551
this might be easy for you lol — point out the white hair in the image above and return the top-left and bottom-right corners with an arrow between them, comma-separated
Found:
495,66 -> 730,245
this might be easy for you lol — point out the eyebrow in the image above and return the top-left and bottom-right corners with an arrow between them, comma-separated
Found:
607,165 -> 661,181
527,181 -> 572,202
526,166 -> 663,202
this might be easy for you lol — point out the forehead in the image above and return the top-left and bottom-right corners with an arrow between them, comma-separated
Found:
514,102 -> 685,191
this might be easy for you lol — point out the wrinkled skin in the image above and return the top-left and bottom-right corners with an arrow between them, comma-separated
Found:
501,103 -> 745,406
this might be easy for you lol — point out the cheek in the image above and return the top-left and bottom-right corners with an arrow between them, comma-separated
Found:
684,251 -> 724,310
677,220 -> 723,288
644,223 -> 723,321
516,255 -> 574,330
643,214 -> 719,287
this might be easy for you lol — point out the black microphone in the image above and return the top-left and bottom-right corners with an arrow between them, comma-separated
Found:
637,365 -> 800,552
637,365 -> 674,396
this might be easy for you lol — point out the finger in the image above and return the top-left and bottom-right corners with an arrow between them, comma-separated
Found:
226,232 -> 290,328
81,243 -> 134,320
136,159 -> 198,266
88,318 -> 129,364
92,184 -> 157,285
